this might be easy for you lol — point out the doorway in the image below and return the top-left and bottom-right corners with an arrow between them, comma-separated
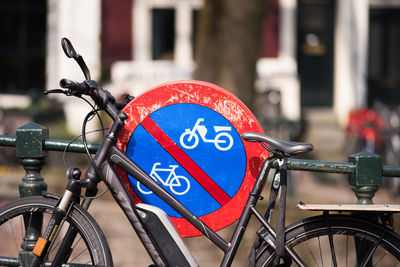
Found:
297,0 -> 335,107
368,8 -> 400,106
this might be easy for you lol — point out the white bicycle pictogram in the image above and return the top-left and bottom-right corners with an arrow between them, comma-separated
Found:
179,118 -> 234,151
137,162 -> 190,195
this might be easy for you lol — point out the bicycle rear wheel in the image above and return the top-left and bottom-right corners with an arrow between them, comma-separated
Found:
254,214 -> 400,266
0,196 -> 112,267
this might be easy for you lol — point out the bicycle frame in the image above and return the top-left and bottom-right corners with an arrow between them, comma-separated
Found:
82,118 -> 306,267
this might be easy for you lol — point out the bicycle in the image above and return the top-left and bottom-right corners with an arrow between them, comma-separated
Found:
345,101 -> 400,197
1,38 -> 400,267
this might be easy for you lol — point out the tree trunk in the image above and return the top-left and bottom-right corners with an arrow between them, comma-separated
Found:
193,0 -> 266,110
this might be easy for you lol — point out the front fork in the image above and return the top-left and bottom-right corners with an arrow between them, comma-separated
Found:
29,168 -> 93,267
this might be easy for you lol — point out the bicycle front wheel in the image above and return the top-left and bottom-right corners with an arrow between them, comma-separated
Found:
254,214 -> 400,266
0,196 -> 113,267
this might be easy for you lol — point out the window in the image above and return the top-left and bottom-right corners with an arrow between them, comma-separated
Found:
0,0 -> 46,94
152,9 -> 175,60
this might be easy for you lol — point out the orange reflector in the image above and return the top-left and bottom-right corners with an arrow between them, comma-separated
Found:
32,237 -> 47,256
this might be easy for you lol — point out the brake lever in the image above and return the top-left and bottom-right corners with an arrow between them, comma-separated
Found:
44,88 -> 85,98
44,89 -> 69,95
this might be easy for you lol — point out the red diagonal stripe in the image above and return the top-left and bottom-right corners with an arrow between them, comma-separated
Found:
140,116 -> 231,206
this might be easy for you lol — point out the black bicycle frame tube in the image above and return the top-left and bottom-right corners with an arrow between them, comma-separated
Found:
220,157 -> 274,266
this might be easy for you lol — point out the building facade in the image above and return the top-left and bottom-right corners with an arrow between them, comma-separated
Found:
1,0 -> 400,134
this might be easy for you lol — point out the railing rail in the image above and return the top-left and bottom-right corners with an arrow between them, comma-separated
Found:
0,135 -> 100,153
0,135 -> 16,147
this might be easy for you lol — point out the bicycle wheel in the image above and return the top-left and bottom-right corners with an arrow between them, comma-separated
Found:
0,196 -> 113,267
254,214 -> 400,266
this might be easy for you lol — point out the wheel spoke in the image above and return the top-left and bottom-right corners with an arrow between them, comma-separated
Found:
317,236 -> 323,267
358,228 -> 386,267
19,215 -> 24,246
326,220 -> 337,267
373,250 -> 388,266
305,240 -> 321,267
346,235 -> 349,267
8,219 -> 19,255
68,247 -> 89,263
49,237 -> 64,254
72,236 -> 83,250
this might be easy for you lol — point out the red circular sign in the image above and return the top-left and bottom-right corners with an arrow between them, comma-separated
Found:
117,81 -> 267,236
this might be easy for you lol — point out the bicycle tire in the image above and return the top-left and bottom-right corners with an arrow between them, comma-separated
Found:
254,214 -> 400,266
0,196 -> 113,267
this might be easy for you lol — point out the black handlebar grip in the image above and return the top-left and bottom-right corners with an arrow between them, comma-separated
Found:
59,78 -> 87,92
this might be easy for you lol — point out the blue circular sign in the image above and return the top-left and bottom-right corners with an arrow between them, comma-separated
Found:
117,81 -> 266,236
125,103 -> 246,218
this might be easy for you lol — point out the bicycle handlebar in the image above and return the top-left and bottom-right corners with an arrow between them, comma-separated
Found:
48,38 -> 132,124
56,77 -> 128,124
59,78 -> 89,94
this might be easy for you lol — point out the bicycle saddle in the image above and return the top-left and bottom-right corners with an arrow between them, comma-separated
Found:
241,132 -> 313,156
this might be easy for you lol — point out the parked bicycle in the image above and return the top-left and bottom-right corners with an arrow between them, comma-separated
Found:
345,101 -> 400,196
373,101 -> 400,197
1,38 -> 400,267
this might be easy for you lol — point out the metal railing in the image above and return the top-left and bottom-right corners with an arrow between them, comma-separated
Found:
1,122 -> 400,204
0,122 -> 99,197
1,121 -> 400,265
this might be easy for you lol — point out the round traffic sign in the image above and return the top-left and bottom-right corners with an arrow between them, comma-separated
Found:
117,81 -> 267,236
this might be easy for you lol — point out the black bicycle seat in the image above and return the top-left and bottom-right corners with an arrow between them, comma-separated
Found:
241,132 -> 313,156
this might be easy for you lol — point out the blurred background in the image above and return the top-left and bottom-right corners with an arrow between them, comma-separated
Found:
1,0 -> 400,266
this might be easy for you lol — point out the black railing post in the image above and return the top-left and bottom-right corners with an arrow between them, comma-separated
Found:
348,151 -> 382,204
16,122 -> 49,264
348,151 -> 382,264
16,122 -> 48,197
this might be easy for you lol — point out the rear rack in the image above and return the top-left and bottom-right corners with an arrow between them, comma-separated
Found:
298,202 -> 400,213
